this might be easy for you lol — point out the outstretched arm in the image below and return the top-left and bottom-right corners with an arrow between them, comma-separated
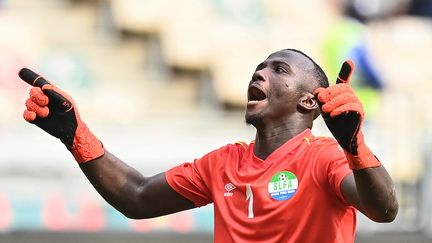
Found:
80,150 -> 195,219
19,68 -> 195,219
315,61 -> 398,222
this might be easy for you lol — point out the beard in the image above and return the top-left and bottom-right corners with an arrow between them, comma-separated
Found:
245,112 -> 264,127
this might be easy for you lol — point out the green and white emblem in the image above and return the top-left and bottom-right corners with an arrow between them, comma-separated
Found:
268,171 -> 298,201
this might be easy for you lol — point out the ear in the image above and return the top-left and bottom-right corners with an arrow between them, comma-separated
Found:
298,92 -> 318,111
298,92 -> 321,119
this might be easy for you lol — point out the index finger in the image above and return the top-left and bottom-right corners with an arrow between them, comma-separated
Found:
18,68 -> 51,88
336,60 -> 355,84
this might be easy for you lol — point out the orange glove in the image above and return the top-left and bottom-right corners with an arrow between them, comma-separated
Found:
314,61 -> 381,170
19,68 -> 104,163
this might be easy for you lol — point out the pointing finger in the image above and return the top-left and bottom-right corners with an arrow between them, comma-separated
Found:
336,60 -> 354,84
18,68 -> 51,88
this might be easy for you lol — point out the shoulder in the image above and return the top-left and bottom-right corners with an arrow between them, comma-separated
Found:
308,136 -> 345,164
233,141 -> 249,151
193,141 -> 250,174
310,136 -> 338,146
223,141 -> 250,157
199,141 -> 250,161
310,136 -> 341,151
307,136 -> 350,189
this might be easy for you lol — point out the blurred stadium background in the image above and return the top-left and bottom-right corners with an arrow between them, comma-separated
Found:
0,0 -> 431,242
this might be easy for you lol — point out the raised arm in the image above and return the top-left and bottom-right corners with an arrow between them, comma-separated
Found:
340,166 -> 397,222
19,68 -> 195,219
314,61 -> 398,222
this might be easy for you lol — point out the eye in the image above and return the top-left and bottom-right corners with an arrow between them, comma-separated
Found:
275,66 -> 287,73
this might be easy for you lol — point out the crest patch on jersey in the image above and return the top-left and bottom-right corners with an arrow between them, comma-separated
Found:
268,171 -> 298,201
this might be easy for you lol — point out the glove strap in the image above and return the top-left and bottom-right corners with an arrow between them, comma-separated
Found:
70,122 -> 105,163
345,132 -> 381,170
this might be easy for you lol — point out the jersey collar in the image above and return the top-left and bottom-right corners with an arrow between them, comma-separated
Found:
251,128 -> 314,164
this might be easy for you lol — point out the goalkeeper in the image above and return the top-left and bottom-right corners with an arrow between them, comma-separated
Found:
19,49 -> 398,243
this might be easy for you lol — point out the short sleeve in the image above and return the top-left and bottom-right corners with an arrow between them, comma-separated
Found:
327,146 -> 353,205
165,144 -> 236,207
166,161 -> 212,207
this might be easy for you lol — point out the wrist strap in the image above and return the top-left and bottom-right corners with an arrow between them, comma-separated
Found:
345,143 -> 381,170
70,122 -> 105,163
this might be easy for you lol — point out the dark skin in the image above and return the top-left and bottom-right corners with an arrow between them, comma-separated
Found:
80,151 -> 195,219
80,49 -> 398,222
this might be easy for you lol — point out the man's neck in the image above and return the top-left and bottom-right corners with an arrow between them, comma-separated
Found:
253,121 -> 310,160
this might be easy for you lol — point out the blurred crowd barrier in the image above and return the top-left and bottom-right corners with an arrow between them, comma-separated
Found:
0,189 -> 213,233
0,0 -> 431,238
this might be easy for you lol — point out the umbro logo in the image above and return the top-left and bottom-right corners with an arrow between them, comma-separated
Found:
224,183 -> 236,197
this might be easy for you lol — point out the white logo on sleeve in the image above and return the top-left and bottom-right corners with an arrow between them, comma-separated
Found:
224,183 -> 236,197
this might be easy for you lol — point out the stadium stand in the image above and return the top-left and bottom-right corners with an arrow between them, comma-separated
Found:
0,0 -> 431,242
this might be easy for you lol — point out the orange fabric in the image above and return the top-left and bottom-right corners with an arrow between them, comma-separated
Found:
315,83 -> 364,118
30,87 -> 49,106
344,132 -> 381,170
23,110 -> 37,122
166,129 -> 356,243
71,122 -> 105,163
25,98 -> 49,118
25,87 -> 50,119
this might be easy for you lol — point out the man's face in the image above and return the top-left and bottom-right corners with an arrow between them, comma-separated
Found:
245,50 -> 314,126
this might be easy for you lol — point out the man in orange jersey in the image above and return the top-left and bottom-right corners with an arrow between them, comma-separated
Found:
19,48 -> 398,242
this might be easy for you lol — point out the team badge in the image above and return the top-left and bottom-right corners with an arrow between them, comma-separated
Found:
268,171 -> 298,201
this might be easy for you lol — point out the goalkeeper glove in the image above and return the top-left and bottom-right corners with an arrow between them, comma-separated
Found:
314,61 -> 381,170
19,68 -> 104,163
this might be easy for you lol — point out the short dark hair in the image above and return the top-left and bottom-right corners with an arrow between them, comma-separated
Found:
284,48 -> 329,89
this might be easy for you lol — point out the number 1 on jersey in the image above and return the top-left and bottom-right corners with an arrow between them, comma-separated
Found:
246,184 -> 254,218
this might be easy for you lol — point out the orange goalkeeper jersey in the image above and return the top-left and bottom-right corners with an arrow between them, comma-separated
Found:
166,129 -> 356,243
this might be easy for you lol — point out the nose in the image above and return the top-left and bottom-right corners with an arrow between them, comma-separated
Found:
252,69 -> 266,82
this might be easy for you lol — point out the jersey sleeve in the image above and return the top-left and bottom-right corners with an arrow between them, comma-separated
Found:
327,145 -> 353,205
165,161 -> 212,207
165,145 -> 235,207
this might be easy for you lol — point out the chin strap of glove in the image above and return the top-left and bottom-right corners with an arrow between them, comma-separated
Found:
314,61 -> 381,170
19,68 -> 104,163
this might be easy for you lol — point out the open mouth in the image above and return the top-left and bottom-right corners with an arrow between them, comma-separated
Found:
248,84 -> 267,102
